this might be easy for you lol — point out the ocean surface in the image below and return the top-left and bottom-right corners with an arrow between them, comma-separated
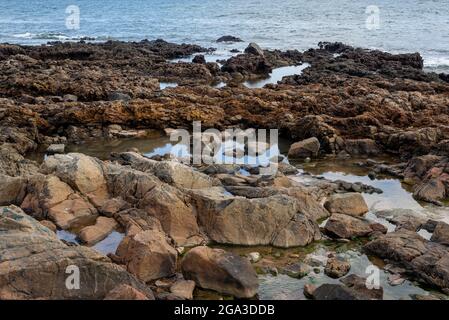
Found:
0,0 -> 448,72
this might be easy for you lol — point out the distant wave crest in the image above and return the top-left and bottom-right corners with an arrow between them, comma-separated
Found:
12,32 -> 112,41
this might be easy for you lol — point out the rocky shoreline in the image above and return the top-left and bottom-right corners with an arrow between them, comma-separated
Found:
1,39 -> 449,300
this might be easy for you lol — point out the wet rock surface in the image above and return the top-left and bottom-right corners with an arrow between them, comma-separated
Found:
1,39 -> 449,300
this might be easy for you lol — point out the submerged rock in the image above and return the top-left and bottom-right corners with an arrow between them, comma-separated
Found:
181,246 -> 258,298
46,144 -> 65,155
324,257 -> 351,278
216,35 -> 243,43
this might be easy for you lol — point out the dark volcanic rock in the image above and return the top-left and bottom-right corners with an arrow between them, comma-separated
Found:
216,36 -> 243,43
192,54 -> 206,64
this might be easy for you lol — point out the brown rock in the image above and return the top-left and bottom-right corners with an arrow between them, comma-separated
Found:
116,229 -> 177,282
288,137 -> 320,159
303,283 -> 316,299
78,216 -> 118,245
170,280 -> 196,300
104,284 -> 152,300
324,213 -> 373,239
181,246 -> 258,298
0,174 -> 26,206
47,194 -> 98,230
430,222 -> 449,245
39,220 -> 57,232
190,188 -> 321,247
324,193 -> 368,216
42,153 -> 109,204
0,205 -> 152,299
325,257 -> 351,278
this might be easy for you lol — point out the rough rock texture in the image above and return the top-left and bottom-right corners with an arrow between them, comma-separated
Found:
324,193 -> 369,216
104,284 -> 152,300
170,280 -> 196,300
111,152 -> 219,189
78,216 -> 118,245
431,222 -> 449,245
181,246 -> 258,298
42,153 -> 109,205
287,137 -> 320,159
116,229 -> 177,282
313,275 -> 383,300
0,205 -> 153,299
324,213 -> 373,239
189,188 -> 321,247
324,257 -> 351,278
364,230 -> 449,290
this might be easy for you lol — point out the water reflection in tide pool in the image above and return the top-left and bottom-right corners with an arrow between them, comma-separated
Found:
258,249 -> 429,300
299,159 -> 449,224
93,231 -> 125,255
62,135 -> 291,169
56,229 -> 124,255
243,63 -> 310,88
159,82 -> 178,90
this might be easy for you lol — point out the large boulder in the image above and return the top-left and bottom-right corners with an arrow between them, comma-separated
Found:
324,213 -> 373,239
181,246 -> 258,298
46,194 -> 97,230
343,139 -> 380,156
20,174 -> 75,220
106,165 -> 202,246
42,153 -> 109,205
0,174 -> 26,205
430,222 -> 449,245
189,188 -> 321,247
116,229 -> 177,282
413,176 -> 448,205
111,152 -> 219,189
324,193 -> 368,216
244,43 -> 264,56
139,184 -> 202,246
0,205 -> 153,299
287,137 -> 320,159
20,174 -> 98,229
281,187 -> 331,221
364,230 -> 449,289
